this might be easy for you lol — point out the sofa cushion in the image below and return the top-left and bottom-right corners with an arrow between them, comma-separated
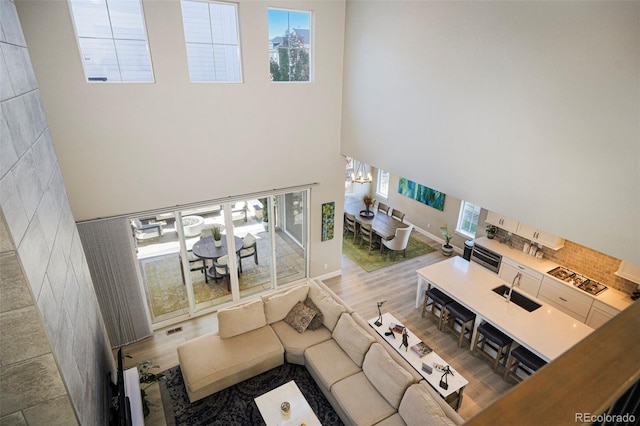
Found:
308,284 -> 346,331
304,296 -> 324,330
332,313 -> 375,367
398,382 -> 457,426
177,326 -> 283,401
283,301 -> 316,333
332,371 -> 397,425
363,343 -> 414,409
304,339 -> 361,390
270,320 -> 332,364
263,284 -> 309,324
375,413 -> 406,426
218,298 -> 266,339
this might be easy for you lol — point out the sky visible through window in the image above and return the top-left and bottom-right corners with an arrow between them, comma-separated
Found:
268,9 -> 310,39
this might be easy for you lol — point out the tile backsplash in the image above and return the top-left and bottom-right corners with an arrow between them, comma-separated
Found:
495,229 -> 637,295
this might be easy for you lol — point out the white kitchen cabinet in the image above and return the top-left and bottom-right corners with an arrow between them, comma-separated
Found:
515,222 -> 565,250
486,211 -> 519,233
585,300 -> 620,329
499,259 -> 543,297
538,276 -> 593,322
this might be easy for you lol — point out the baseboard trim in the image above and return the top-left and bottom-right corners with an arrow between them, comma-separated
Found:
313,270 -> 342,281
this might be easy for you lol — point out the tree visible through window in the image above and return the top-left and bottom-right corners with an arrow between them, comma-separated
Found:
268,9 -> 312,82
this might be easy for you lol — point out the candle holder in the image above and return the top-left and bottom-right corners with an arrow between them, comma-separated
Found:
374,301 -> 386,327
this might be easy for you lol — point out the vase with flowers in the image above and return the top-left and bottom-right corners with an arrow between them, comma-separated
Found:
363,195 -> 374,216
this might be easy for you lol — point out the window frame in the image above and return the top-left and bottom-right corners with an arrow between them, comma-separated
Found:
180,0 -> 243,83
456,201 -> 481,239
376,169 -> 390,199
68,0 -> 155,83
268,7 -> 313,83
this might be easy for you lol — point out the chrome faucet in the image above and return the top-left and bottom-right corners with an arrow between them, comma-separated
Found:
506,272 -> 522,303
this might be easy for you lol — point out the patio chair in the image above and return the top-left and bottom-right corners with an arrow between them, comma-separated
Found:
238,233 -> 258,273
232,201 -> 248,222
381,225 -> 413,259
208,255 -> 231,291
131,218 -> 163,241
179,250 -> 208,284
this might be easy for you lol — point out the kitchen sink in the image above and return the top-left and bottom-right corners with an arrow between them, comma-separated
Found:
492,285 -> 542,312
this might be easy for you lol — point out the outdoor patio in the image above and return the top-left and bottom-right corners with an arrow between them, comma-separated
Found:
132,201 -> 306,323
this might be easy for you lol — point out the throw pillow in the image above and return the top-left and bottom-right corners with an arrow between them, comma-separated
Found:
304,297 -> 324,330
283,301 -> 317,333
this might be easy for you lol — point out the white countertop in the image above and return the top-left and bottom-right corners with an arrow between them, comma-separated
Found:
474,237 -> 633,312
417,257 -> 594,361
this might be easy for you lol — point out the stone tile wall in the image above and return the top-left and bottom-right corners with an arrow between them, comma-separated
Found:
0,1 -> 113,424
495,229 -> 638,295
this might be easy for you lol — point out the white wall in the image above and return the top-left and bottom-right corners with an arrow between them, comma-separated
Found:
341,1 -> 640,264
17,0 -> 347,276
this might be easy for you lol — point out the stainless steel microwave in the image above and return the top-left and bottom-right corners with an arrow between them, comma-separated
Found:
471,244 -> 502,274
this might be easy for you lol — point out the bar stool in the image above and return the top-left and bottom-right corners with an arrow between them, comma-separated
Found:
503,345 -> 547,383
441,302 -> 476,348
472,322 -> 513,372
421,287 -> 454,329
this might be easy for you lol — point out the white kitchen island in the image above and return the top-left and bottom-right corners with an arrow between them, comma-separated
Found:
416,257 -> 593,361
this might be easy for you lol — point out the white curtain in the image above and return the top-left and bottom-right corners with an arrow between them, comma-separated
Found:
77,216 -> 152,347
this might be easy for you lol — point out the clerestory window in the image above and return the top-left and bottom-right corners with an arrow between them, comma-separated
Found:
68,0 -> 154,82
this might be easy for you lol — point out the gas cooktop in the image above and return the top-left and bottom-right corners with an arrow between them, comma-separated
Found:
547,266 -> 607,296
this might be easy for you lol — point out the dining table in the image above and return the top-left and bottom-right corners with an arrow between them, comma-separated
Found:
344,199 -> 408,240
191,235 -> 244,261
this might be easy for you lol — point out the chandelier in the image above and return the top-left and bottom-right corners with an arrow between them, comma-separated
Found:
351,160 -> 372,184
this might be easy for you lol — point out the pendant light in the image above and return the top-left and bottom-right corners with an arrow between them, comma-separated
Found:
351,160 -> 372,184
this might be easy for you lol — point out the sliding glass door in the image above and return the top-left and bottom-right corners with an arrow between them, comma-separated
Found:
131,190 -> 308,327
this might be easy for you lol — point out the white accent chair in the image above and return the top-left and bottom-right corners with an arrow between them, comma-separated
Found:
238,233 -> 258,273
381,225 -> 413,259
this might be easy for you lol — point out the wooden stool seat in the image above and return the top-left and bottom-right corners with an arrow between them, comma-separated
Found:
442,302 -> 476,347
504,345 -> 547,383
422,288 -> 454,329
472,322 -> 514,372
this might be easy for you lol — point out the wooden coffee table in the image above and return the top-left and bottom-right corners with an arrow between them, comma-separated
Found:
368,312 -> 468,410
254,380 -> 322,426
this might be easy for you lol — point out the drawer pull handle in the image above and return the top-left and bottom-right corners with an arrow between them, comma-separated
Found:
559,297 -> 568,302
518,266 -> 525,270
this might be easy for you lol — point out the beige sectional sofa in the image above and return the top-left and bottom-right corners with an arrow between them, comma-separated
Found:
177,279 -> 464,425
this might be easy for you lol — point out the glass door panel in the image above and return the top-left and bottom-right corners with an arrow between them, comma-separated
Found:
236,198 -> 274,298
133,213 -> 190,323
274,191 -> 307,286
180,204 -> 233,311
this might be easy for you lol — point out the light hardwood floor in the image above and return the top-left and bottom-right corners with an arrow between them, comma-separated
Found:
122,231 -> 514,425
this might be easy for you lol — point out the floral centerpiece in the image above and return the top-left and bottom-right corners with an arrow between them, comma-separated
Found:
363,195 -> 374,215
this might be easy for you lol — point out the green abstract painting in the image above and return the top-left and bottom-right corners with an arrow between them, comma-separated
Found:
398,178 -> 446,211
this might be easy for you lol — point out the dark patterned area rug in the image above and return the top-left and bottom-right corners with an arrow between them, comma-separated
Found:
159,362 -> 344,426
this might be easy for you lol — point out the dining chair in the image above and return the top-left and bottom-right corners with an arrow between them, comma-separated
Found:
377,202 -> 390,215
238,233 -> 258,273
381,225 -> 413,259
179,250 -> 208,284
391,208 -> 406,223
210,255 -> 231,291
358,223 -> 379,254
344,213 -> 358,242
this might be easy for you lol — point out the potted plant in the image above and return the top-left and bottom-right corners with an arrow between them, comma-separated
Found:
440,225 -> 454,256
363,195 -> 374,215
212,225 -> 222,247
486,224 -> 497,239
137,360 -> 166,418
